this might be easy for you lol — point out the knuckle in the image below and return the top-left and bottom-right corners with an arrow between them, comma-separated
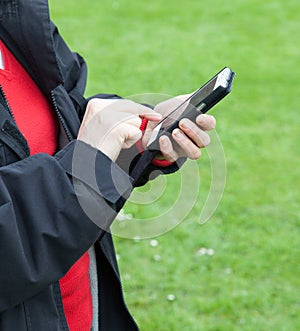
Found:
135,116 -> 142,128
87,98 -> 98,107
184,145 -> 201,160
87,98 -> 102,112
163,151 -> 176,162
200,134 -> 210,147
168,155 -> 177,162
190,149 -> 201,160
126,114 -> 142,125
132,128 -> 142,140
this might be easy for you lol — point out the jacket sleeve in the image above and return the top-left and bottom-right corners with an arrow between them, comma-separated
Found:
0,140 -> 132,312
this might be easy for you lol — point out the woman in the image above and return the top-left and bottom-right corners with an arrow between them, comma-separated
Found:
0,1 -> 215,330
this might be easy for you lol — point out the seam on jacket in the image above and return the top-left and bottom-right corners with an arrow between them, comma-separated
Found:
53,282 -> 70,331
23,302 -> 32,331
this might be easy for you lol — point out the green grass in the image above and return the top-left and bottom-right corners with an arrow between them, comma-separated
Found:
50,0 -> 300,330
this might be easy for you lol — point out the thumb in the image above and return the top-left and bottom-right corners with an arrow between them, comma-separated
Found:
120,124 -> 143,149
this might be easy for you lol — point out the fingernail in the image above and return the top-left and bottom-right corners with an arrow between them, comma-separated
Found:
180,119 -> 192,130
160,135 -> 169,146
173,128 -> 184,139
197,114 -> 207,125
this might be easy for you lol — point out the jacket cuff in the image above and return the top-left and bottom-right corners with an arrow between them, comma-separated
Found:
55,140 -> 133,204
136,118 -> 174,167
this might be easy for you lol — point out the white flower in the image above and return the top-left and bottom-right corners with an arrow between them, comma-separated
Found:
196,247 -> 215,256
225,267 -> 232,274
153,254 -> 161,261
150,239 -> 159,247
167,294 -> 176,301
197,247 -> 207,256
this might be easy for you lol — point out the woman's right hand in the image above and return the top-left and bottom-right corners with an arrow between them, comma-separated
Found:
77,98 -> 162,162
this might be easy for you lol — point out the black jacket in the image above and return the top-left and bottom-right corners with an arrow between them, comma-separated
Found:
0,0 -> 146,330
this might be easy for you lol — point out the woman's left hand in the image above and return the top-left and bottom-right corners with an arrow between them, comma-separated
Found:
142,95 -> 216,162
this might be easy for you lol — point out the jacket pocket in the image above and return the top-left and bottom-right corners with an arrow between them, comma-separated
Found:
23,283 -> 70,331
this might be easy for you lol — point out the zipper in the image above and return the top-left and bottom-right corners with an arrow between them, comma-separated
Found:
50,90 -> 73,142
0,86 -> 73,142
0,86 -> 73,147
0,84 -> 30,158
0,84 -> 15,122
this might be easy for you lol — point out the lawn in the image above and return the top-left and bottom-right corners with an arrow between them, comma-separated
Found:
50,0 -> 300,330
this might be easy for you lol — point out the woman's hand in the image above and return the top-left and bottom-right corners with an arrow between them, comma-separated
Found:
143,95 -> 216,162
78,98 -> 162,161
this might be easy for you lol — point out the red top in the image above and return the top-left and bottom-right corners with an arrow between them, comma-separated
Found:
0,40 -> 92,331
0,40 -> 58,155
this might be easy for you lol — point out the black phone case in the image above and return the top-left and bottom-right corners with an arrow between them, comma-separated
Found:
147,69 -> 235,151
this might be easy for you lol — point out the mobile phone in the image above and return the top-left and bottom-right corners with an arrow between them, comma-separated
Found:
146,67 -> 235,151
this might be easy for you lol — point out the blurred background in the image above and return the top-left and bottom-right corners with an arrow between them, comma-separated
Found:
50,0 -> 299,330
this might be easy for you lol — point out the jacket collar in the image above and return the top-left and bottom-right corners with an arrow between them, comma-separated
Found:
0,0 -> 63,94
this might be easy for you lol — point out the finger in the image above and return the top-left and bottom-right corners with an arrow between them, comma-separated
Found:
112,99 -> 162,120
93,122 -> 143,161
178,119 -> 211,148
140,112 -> 162,122
119,124 -> 143,149
111,101 -> 162,123
172,129 -> 202,160
196,114 -> 216,131
89,98 -> 162,121
113,113 -> 143,128
158,136 -> 179,162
